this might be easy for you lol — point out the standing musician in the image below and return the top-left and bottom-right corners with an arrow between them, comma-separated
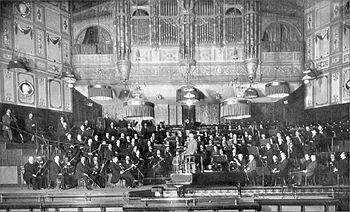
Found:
49,156 -> 65,189
109,156 -> 136,188
25,113 -> 36,142
2,109 -> 13,142
75,156 -> 92,190
23,156 -> 39,189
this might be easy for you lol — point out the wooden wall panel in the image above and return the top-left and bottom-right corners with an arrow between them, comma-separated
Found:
45,9 -> 60,33
14,21 -> 35,55
46,32 -> 61,63
37,76 -> 47,108
305,81 -> 314,109
315,75 -> 329,106
2,69 -> 15,103
0,18 -> 12,49
17,72 -> 35,105
35,28 -> 46,58
49,80 -> 62,109
0,166 -> 18,184
331,72 -> 340,103
62,39 -> 70,64
63,83 -> 72,112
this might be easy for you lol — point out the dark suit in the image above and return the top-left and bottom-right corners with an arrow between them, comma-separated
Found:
109,162 -> 135,187
2,114 -> 12,141
272,158 -> 290,184
25,118 -> 36,134
294,160 -> 318,185
75,161 -> 91,188
49,161 -> 64,188
23,162 -> 38,189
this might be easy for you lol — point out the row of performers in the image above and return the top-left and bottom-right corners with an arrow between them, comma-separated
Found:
22,150 -> 170,190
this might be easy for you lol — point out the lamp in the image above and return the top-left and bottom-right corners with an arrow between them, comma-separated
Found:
244,87 -> 259,98
88,85 -> 114,101
61,70 -> 77,88
176,85 -> 202,106
123,93 -> 154,120
265,81 -> 290,98
221,97 -> 251,120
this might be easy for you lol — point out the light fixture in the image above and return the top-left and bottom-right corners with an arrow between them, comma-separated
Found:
221,97 -> 251,120
265,81 -> 290,98
176,85 -> 202,106
123,93 -> 154,120
244,87 -> 259,98
61,71 -> 77,88
88,85 -> 114,101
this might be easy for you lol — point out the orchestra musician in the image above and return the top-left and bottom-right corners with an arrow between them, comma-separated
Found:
292,154 -> 318,186
109,156 -> 136,188
152,149 -> 165,177
2,109 -> 13,142
49,156 -> 65,189
25,113 -> 36,142
245,154 -> 257,184
90,156 -> 105,188
61,157 -> 76,189
33,156 -> 47,189
75,156 -> 92,190
271,152 -> 290,185
23,156 -> 39,189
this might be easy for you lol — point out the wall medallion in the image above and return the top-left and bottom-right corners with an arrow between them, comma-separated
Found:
16,2 -> 32,18
18,80 -> 34,96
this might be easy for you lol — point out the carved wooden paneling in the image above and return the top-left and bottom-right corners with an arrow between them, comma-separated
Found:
0,18 -> 12,49
61,15 -> 70,35
342,67 -> 350,103
3,69 -> 15,103
14,21 -> 34,55
37,76 -> 47,108
315,75 -> 329,106
45,9 -> 60,33
14,2 -> 33,22
34,4 -> 45,25
305,81 -> 314,109
35,28 -> 46,58
314,27 -> 330,59
17,73 -> 35,105
331,24 -> 341,53
315,3 -> 330,27
331,72 -> 340,103
49,79 -> 62,109
63,83 -> 72,112
46,32 -> 61,63
155,104 -> 169,125
343,20 -> 350,52
62,39 -> 70,64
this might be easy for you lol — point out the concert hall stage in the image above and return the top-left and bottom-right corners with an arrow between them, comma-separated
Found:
170,171 -> 246,187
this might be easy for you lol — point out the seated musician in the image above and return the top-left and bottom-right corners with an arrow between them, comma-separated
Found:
49,156 -> 65,189
271,152 -> 290,185
62,157 -> 76,189
172,151 -> 182,173
123,156 -> 136,178
152,149 -> 166,177
212,149 -> 228,171
292,154 -> 318,185
90,156 -> 105,188
75,156 -> 92,190
261,143 -> 275,167
109,156 -> 136,188
235,153 -> 246,171
33,156 -> 47,189
197,144 -> 209,171
132,150 -> 145,180
325,152 -> 349,185
23,156 -> 39,189
164,146 -> 173,176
